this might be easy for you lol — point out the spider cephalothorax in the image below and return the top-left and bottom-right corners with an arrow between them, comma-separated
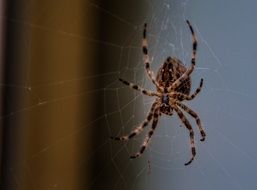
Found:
160,93 -> 172,115
111,20 -> 206,166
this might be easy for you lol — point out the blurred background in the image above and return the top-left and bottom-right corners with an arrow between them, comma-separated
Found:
1,0 -> 257,190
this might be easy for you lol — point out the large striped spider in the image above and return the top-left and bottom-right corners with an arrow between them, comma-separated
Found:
111,20 -> 206,166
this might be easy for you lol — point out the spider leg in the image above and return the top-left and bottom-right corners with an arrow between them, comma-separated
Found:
176,102 -> 206,141
110,102 -> 158,141
168,20 -> 197,92
119,78 -> 159,97
172,105 -> 196,165
170,78 -> 203,100
142,23 -> 164,91
130,107 -> 159,159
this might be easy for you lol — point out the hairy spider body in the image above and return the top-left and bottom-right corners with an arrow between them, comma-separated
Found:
156,57 -> 191,97
111,20 -> 206,166
157,58 -> 191,115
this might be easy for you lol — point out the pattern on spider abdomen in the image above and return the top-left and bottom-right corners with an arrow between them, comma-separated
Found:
156,57 -> 191,98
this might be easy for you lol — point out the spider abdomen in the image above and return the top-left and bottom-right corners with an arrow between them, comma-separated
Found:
156,57 -> 191,97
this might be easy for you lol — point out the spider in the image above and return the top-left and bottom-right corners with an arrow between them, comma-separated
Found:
111,20 -> 206,166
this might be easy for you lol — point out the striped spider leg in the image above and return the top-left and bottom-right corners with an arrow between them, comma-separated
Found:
171,104 -> 196,165
176,101 -> 206,141
167,20 -> 197,92
142,23 -> 164,92
110,101 -> 158,141
130,107 -> 160,159
170,78 -> 203,101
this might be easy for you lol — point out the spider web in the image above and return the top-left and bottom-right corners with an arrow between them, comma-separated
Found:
2,0 -> 257,190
